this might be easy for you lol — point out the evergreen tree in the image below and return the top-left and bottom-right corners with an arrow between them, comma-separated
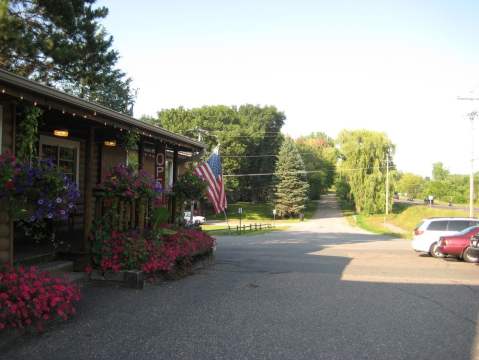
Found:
0,0 -> 134,113
274,138 -> 309,217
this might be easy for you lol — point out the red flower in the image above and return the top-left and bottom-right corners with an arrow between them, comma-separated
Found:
4,179 -> 14,190
0,266 -> 80,332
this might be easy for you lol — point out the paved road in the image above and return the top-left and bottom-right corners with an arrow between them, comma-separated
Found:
395,198 -> 479,212
3,194 -> 479,360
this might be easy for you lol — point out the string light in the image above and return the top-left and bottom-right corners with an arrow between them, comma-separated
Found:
0,86 -> 199,151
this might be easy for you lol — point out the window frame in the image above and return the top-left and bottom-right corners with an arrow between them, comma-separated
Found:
426,220 -> 448,231
447,220 -> 473,231
39,135 -> 80,187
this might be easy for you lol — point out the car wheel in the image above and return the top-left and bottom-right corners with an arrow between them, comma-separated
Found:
463,247 -> 479,263
430,242 -> 445,258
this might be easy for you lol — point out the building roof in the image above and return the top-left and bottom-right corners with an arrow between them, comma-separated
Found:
0,68 -> 205,151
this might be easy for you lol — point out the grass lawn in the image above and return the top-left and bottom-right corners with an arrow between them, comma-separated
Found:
206,200 -> 317,223
340,199 -> 471,239
390,206 -> 469,235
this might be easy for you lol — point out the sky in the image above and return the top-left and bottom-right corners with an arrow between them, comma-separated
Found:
99,0 -> 479,177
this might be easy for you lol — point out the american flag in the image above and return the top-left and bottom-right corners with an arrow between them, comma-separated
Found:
194,149 -> 227,213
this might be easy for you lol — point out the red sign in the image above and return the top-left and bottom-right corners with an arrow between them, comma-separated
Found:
155,145 -> 167,206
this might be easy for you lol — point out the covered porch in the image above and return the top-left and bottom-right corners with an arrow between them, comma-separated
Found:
0,69 -> 205,266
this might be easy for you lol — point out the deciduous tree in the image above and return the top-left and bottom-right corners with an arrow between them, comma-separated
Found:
336,130 -> 395,214
296,132 -> 337,199
152,105 -> 285,202
397,173 -> 424,200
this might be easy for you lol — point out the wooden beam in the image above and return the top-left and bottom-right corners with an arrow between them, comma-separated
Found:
171,148 -> 179,222
138,138 -> 144,170
10,102 -> 15,265
83,127 -> 95,250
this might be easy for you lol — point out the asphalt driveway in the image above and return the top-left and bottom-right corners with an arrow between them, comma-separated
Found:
2,194 -> 479,360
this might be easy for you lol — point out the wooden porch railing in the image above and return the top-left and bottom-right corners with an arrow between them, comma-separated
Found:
93,190 -> 171,232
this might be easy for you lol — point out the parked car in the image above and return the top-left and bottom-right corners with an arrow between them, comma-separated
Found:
411,218 -> 479,257
466,235 -> 479,263
437,226 -> 479,262
183,211 -> 206,225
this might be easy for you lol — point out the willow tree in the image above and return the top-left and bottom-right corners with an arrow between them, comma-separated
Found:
336,130 -> 395,214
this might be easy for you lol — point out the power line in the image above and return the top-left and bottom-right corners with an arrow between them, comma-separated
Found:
224,166 -> 394,177
222,153 -> 321,158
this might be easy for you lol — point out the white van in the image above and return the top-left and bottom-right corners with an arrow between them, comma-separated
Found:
411,218 -> 479,257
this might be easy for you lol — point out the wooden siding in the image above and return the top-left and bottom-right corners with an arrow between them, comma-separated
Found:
100,145 -> 127,181
0,102 -> 14,264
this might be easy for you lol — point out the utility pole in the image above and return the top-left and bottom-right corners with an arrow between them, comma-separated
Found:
386,152 -> 390,217
458,96 -> 479,218
469,112 -> 477,217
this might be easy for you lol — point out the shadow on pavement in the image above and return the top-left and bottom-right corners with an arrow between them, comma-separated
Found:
2,231 -> 479,360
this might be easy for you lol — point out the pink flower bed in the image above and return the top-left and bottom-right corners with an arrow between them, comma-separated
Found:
92,228 -> 215,274
0,266 -> 81,332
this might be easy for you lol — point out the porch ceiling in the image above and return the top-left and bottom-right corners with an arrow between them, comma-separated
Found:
0,69 -> 205,153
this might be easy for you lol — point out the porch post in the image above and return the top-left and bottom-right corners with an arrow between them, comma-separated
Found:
171,148 -> 178,222
0,103 -> 16,265
138,138 -> 144,170
83,127 -> 95,251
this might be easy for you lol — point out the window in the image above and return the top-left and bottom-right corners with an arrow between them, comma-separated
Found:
39,135 -> 80,185
447,220 -> 474,231
165,160 -> 174,189
427,221 -> 448,231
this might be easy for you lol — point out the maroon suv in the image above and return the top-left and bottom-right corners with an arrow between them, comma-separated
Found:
437,226 -> 479,262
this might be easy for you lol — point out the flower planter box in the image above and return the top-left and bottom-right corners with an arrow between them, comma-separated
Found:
89,246 -> 214,289
90,269 -> 144,289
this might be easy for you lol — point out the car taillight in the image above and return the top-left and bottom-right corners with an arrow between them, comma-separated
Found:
414,229 -> 424,236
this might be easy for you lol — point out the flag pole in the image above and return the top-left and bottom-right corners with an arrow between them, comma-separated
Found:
223,210 -> 230,231
217,141 -> 230,231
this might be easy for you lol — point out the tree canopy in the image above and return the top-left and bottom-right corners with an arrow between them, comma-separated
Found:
151,105 -> 285,202
295,132 -> 337,199
397,173 -> 424,200
0,0 -> 134,113
336,129 -> 395,214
